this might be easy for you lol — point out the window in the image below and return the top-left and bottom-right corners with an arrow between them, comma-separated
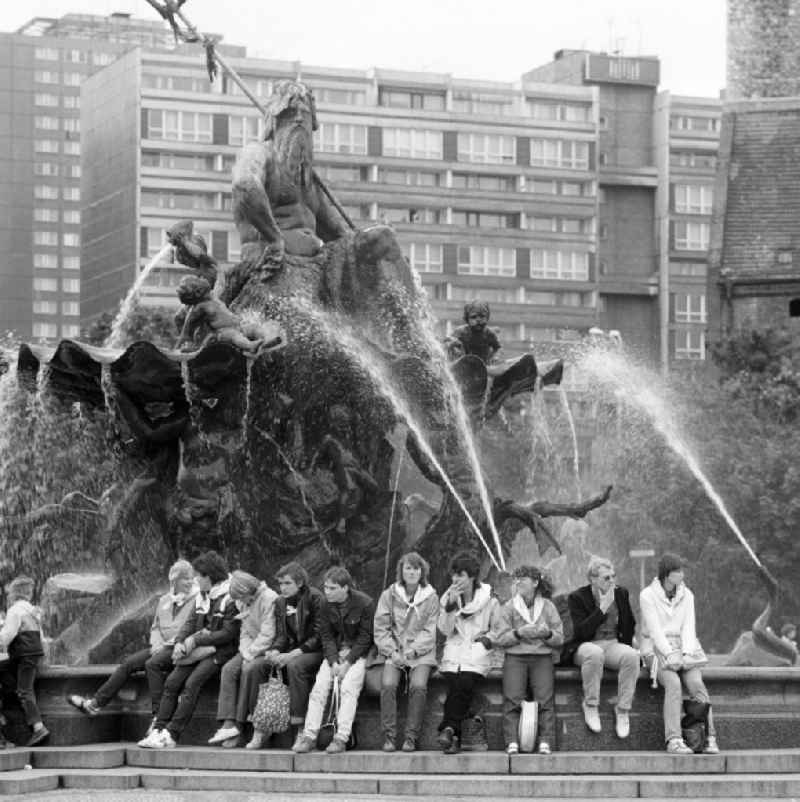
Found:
674,293 -> 706,323
530,249 -> 590,280
62,301 -> 80,316
147,110 -> 212,143
63,118 -> 80,132
530,138 -> 590,169
63,233 -> 80,247
674,221 -> 710,250
35,140 -> 59,154
452,91 -> 514,116
379,89 -> 445,111
670,150 -> 716,169
450,285 -> 522,303
380,169 -> 440,187
457,246 -> 516,277
561,181 -> 586,196
142,74 -> 211,92
229,115 -> 261,146
33,322 -> 58,339
381,207 -> 442,224
61,324 -> 80,338
315,123 -> 368,155
527,100 -> 592,122
63,141 -> 80,155
225,77 -> 272,97
63,210 -> 80,224
34,116 -> 59,130
34,208 -> 58,222
670,262 -> 706,277
313,86 -> 366,105
451,173 -> 515,191
527,291 -> 557,305
451,210 -> 514,228
33,300 -> 57,314
674,329 -> 705,360
34,70 -> 59,84
63,72 -> 82,86
456,133 -> 515,164
562,218 -> 586,234
142,152 -> 217,171
383,128 -> 442,159
67,49 -> 85,63
63,256 -> 80,270
33,277 -> 58,291
35,48 -> 59,60
63,95 -> 80,109
675,184 -> 713,214
92,52 -> 115,66
34,185 -> 58,199
62,278 -> 81,293
404,243 -> 443,273
34,253 -> 58,268
34,231 -> 57,246
145,228 -> 167,256
527,179 -> 557,195
671,115 -> 719,132
63,187 -> 80,201
530,216 -> 556,232
34,162 -> 59,176
34,94 -> 59,107
141,190 -> 223,211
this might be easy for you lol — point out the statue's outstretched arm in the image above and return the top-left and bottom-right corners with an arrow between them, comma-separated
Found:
232,143 -> 283,245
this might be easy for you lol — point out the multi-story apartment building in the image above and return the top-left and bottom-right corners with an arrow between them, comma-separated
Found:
0,13 -> 181,342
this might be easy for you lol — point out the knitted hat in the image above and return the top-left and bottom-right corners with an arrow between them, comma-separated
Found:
229,570 -> 260,599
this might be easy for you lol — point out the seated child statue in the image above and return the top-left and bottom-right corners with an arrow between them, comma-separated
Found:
445,300 -> 562,418
175,275 -> 279,356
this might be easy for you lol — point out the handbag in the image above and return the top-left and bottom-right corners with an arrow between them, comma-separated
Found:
175,645 -> 216,666
656,634 -> 708,670
316,677 -> 357,750
251,667 -> 290,735
518,700 -> 539,753
681,699 -> 710,753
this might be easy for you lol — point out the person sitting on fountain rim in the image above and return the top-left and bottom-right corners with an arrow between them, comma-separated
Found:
374,551 -> 440,753
175,275 -> 278,356
495,565 -> 564,755
291,565 -> 374,755
138,551 -> 240,749
436,551 -> 503,755
251,562 -> 325,749
68,560 -> 197,733
566,557 -> 638,740
0,576 -> 48,747
208,571 -> 278,749
639,553 -> 719,755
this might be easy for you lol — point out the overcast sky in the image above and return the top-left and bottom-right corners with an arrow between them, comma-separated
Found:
2,0 -> 726,98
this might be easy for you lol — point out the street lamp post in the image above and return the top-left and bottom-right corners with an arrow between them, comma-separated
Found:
629,547 -> 655,593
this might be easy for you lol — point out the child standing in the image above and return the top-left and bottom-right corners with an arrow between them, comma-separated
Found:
0,577 -> 48,746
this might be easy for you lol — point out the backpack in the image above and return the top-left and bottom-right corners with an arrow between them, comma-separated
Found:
681,699 -> 710,754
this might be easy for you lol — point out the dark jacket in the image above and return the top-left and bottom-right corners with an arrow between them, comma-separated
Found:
563,584 -> 636,664
272,585 -> 324,654
176,587 -> 240,666
319,588 -> 374,666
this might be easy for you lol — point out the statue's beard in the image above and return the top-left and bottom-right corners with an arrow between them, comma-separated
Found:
276,124 -> 313,188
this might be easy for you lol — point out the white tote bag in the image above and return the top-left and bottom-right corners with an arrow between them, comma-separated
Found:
518,700 -> 539,753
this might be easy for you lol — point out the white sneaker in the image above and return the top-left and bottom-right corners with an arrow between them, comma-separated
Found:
582,702 -> 601,733
245,731 -> 266,750
537,741 -> 551,755
615,707 -> 630,739
159,730 -> 176,748
208,726 -> 240,745
137,729 -> 165,749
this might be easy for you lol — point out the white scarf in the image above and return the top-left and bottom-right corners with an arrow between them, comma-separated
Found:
512,592 -> 544,625
195,579 -> 230,616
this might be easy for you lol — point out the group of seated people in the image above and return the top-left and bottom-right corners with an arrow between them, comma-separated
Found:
65,549 -> 718,756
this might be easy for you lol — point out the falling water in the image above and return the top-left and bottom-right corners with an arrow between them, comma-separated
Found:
253,424 -> 319,531
410,302 -> 506,569
295,302 -> 502,570
579,349 -> 765,572
384,448 -> 405,586
557,386 -> 582,500
106,243 -> 173,349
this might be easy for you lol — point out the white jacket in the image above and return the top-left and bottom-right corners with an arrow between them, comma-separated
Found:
438,583 -> 501,676
639,577 -> 702,659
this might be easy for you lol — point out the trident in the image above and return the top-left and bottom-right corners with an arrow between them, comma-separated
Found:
143,0 -> 356,231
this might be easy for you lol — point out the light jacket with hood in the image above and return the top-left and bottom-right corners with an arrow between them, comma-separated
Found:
494,592 -> 564,657
238,581 -> 279,659
438,582 -> 501,676
639,577 -> 702,660
150,587 -> 199,652
373,582 -> 439,668
0,600 -> 44,659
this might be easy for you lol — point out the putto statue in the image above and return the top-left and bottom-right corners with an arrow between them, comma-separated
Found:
231,80 -> 351,272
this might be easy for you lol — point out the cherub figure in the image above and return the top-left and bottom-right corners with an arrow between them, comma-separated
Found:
167,220 -> 218,288
175,275 -> 278,356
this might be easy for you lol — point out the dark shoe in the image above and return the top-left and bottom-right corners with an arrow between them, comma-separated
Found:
437,726 -> 454,750
26,727 -> 50,747
401,738 -> 416,752
443,735 -> 461,755
382,736 -> 396,752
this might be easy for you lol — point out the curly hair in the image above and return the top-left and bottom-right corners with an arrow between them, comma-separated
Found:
191,550 -> 229,585
177,275 -> 212,305
463,300 -> 490,322
513,565 -> 553,598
